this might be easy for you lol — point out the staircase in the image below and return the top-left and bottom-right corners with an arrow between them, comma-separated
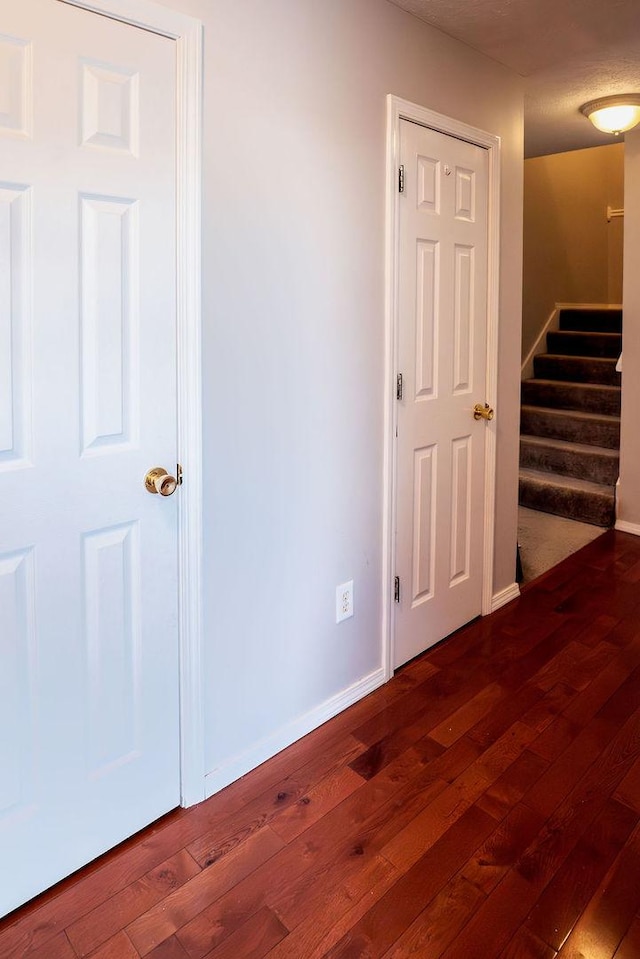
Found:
519,307 -> 622,527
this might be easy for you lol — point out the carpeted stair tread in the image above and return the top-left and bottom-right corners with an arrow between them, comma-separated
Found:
521,379 -> 621,415
520,405 -> 620,448
519,434 -> 619,459
533,353 -> 621,386
546,330 -> 622,358
558,308 -> 622,333
520,306 -> 621,527
519,468 -> 615,527
519,468 -> 615,495
519,435 -> 619,485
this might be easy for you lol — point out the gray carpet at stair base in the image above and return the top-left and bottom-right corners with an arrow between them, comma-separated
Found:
518,506 -> 604,582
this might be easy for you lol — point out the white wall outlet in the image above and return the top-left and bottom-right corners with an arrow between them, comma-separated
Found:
336,580 -> 354,623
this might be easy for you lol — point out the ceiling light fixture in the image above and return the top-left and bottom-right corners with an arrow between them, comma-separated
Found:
580,94 -> 640,136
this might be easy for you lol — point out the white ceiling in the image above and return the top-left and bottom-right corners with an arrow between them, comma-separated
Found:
387,0 -> 640,156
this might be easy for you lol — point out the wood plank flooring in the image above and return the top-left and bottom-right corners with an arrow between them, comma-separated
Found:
4,529 -> 640,958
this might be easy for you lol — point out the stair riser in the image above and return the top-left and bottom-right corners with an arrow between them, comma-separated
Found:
546,331 -> 622,358
519,476 -> 615,527
533,355 -> 621,386
521,381 -> 621,416
559,309 -> 623,333
519,442 -> 619,485
522,308 -> 621,527
520,409 -> 620,449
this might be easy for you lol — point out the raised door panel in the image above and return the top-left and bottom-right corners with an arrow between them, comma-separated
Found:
450,436 -> 473,586
415,240 -> 439,400
0,34 -> 32,138
80,58 -> 139,155
0,549 -> 36,824
84,523 -> 141,779
0,184 -> 31,467
411,445 -> 437,605
80,194 -> 139,455
417,154 -> 440,214
455,167 -> 475,222
453,244 -> 474,395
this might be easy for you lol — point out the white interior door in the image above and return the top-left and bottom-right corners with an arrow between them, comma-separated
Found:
0,0 -> 180,915
394,119 -> 490,669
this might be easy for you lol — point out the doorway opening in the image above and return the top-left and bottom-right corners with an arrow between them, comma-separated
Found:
518,143 -> 624,582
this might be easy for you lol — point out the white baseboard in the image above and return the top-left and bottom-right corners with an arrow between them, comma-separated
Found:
615,520 -> 640,537
491,582 -> 520,612
521,306 -> 559,380
204,666 -> 387,798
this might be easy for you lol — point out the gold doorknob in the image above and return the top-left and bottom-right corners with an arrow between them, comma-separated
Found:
145,467 -> 178,496
473,402 -> 494,421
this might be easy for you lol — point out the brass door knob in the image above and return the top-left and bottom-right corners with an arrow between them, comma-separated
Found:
145,467 -> 178,496
473,402 -> 494,421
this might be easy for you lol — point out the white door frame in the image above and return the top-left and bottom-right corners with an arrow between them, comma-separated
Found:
59,0 -> 205,806
382,95 -> 500,679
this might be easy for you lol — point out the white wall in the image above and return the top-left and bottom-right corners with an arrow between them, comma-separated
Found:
158,0 -> 524,792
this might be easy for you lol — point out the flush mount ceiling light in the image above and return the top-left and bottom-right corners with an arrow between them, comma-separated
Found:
581,94 -> 640,135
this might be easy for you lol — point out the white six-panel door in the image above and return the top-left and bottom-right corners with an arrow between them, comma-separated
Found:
0,0 -> 180,914
394,119 -> 490,668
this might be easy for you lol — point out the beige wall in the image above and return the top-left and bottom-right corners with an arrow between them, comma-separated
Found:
523,144 -> 624,360
618,130 -> 640,527
154,0 -> 524,792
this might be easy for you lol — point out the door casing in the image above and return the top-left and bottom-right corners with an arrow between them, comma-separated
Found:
382,95 -> 501,678
59,0 -> 204,806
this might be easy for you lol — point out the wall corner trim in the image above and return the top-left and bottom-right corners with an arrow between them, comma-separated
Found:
615,520 -> 640,537
204,667 -> 387,798
491,582 -> 520,612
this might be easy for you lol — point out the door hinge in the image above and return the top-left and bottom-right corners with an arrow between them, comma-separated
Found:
398,164 -> 405,194
396,372 -> 403,401
394,576 -> 400,604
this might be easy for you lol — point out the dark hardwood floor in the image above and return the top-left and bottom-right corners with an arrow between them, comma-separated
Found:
4,529 -> 640,958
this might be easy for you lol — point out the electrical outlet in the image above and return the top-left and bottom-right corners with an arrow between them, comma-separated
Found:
336,580 -> 354,623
